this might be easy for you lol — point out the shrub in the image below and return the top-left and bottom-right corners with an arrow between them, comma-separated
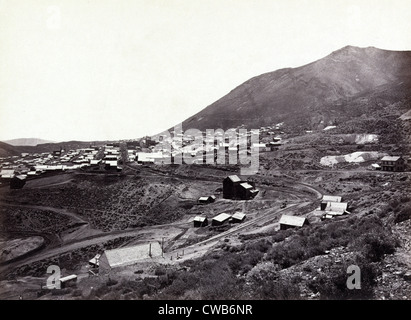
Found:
308,255 -> 378,300
394,205 -> 411,224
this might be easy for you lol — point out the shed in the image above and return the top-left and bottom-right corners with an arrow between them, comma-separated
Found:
237,182 -> 256,200
99,242 -> 162,273
10,175 -> 26,189
59,275 -> 77,288
193,216 -> 208,227
279,215 -> 309,230
320,195 -> 342,210
211,213 -> 232,226
89,254 -> 101,267
323,202 -> 349,213
198,196 -> 212,204
231,212 -> 246,223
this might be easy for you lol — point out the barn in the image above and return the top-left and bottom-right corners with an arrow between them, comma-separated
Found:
279,215 -> 309,230
211,213 -> 232,226
99,242 -> 162,273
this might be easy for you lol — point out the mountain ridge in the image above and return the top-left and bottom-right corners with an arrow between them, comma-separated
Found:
179,45 -> 411,132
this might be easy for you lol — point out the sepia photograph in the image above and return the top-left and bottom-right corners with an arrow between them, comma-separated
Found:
0,0 -> 410,310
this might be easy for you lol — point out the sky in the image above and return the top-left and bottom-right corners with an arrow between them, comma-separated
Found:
1,0 -> 411,142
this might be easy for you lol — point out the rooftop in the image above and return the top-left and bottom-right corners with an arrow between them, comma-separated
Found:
381,156 -> 402,161
102,242 -> 162,268
279,215 -> 307,227
212,213 -> 232,222
322,195 -> 342,203
227,175 -> 241,183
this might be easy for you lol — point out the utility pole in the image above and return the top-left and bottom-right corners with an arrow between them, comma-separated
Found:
149,243 -> 152,257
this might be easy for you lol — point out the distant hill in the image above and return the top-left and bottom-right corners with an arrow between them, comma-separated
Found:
3,138 -> 55,146
0,141 -> 21,158
180,46 -> 411,133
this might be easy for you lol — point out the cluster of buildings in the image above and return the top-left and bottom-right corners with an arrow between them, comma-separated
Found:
193,211 -> 247,228
0,144 -> 125,188
278,194 -> 349,230
131,125 -> 284,165
192,174 -> 257,228
223,175 -> 259,200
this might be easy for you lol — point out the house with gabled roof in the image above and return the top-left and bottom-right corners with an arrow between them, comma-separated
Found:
381,156 -> 405,172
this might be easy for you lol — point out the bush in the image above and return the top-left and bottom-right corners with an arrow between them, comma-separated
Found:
356,232 -> 397,262
308,255 -> 378,300
394,205 -> 411,224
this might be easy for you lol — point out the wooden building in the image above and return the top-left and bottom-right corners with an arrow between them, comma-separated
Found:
279,215 -> 309,230
59,275 -> 77,289
211,213 -> 232,226
99,242 -> 162,274
10,175 -> 26,189
198,195 -> 216,204
223,175 -> 242,199
223,175 -> 258,200
193,216 -> 208,227
381,156 -> 405,172
320,195 -> 342,210
231,212 -> 246,223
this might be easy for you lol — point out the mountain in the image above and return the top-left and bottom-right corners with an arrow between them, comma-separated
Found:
3,138 -> 55,146
181,46 -> 411,132
0,141 -> 21,158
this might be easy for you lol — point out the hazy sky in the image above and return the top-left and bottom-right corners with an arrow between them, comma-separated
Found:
1,0 -> 411,142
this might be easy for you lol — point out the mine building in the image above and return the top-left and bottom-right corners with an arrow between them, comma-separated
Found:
211,213 -> 232,226
380,156 -> 405,172
230,212 -> 246,223
99,242 -> 162,274
321,202 -> 349,215
223,175 -> 259,200
223,175 -> 242,199
59,275 -> 77,289
10,175 -> 26,189
198,195 -> 216,204
193,216 -> 208,227
279,215 -> 309,230
89,254 -> 101,268
320,195 -> 342,210
237,182 -> 259,200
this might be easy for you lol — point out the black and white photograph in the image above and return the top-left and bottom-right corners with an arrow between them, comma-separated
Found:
0,0 -> 411,307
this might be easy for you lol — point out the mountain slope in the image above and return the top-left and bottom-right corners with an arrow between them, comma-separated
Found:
0,141 -> 21,157
181,46 -> 411,132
